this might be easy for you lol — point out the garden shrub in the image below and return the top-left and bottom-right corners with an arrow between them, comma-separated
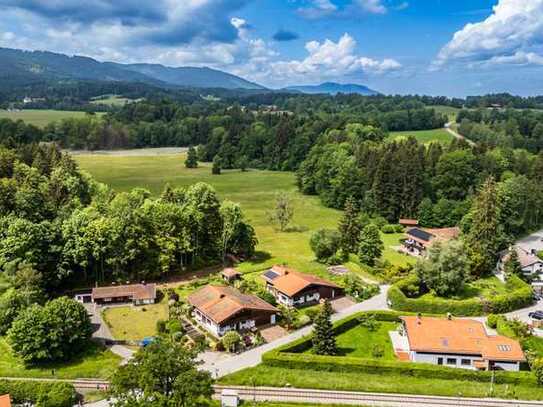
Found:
167,319 -> 183,334
487,313 -> 499,329
156,319 -> 166,334
387,275 -> 532,316
394,224 -> 404,233
381,224 -> 396,234
0,380 -> 77,406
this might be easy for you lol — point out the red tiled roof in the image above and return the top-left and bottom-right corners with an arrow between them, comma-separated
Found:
264,265 -> 340,297
401,316 -> 525,362
399,219 -> 419,226
188,285 -> 278,324
92,284 -> 156,301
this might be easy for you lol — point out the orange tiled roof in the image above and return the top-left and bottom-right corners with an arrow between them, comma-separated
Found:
266,265 -> 340,297
0,394 -> 10,407
399,219 -> 419,226
401,316 -> 525,362
92,283 -> 156,301
187,285 -> 278,324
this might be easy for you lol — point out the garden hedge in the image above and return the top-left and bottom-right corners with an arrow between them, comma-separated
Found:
0,380 -> 77,407
263,310 -> 535,387
387,275 -> 533,316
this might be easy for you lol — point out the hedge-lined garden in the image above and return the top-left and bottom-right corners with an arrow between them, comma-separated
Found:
263,311 -> 535,386
0,380 -> 77,407
387,275 -> 533,316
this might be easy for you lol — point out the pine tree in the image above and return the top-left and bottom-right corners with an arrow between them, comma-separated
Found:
464,177 -> 507,277
338,197 -> 362,256
185,146 -> 198,168
212,155 -> 222,175
504,248 -> 523,279
312,300 -> 337,355
358,224 -> 384,266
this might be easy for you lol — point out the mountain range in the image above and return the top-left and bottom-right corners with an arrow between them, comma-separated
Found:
285,82 -> 380,96
0,47 -> 380,95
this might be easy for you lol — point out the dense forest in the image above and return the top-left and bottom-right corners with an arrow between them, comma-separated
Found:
0,144 -> 256,292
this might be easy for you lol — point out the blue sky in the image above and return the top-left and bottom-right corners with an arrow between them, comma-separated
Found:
1,0 -> 543,96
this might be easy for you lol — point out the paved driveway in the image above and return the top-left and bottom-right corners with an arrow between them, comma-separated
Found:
517,228 -> 543,254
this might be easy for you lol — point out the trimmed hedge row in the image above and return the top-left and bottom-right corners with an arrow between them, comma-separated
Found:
0,380 -> 77,407
387,275 -> 533,316
263,310 -> 536,387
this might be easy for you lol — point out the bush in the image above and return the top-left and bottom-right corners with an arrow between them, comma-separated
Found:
371,344 -> 384,358
487,314 -> 499,329
0,380 -> 77,406
394,224 -> 404,233
156,319 -> 167,334
387,275 -> 533,316
167,319 -> 183,334
381,224 -> 396,234
310,229 -> 341,263
533,358 -> 543,385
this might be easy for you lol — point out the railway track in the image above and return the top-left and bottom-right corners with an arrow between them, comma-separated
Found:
214,385 -> 543,407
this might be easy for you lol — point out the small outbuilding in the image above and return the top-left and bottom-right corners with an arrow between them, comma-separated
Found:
399,218 -> 419,227
221,268 -> 241,282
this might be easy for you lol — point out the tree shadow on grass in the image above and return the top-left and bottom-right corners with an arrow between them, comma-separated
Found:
248,251 -> 272,265
336,347 -> 357,356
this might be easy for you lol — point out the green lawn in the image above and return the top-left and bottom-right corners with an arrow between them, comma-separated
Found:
332,321 -> 397,359
419,276 -> 507,301
220,365 -> 542,400
90,95 -> 142,106
75,153 -> 405,280
0,109 -> 104,127
0,338 -> 120,379
387,128 -> 454,145
428,105 -> 460,122
102,302 -> 168,341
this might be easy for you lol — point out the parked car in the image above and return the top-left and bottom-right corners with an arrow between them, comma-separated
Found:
528,311 -> 543,320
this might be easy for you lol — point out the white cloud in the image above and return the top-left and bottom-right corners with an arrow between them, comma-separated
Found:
297,0 -> 338,19
435,0 -> 543,68
236,33 -> 401,86
355,0 -> 387,15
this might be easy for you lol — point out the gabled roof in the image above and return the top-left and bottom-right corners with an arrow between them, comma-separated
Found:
92,283 -> 156,301
502,246 -> 543,269
401,316 -> 525,362
187,285 -> 278,324
263,265 -> 340,297
399,219 -> 419,226
406,227 -> 460,246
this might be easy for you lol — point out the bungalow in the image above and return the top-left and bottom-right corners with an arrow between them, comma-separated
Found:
262,265 -> 342,308
398,316 -> 525,371
91,283 -> 156,306
187,285 -> 278,337
497,246 -> 543,292
402,227 -> 460,256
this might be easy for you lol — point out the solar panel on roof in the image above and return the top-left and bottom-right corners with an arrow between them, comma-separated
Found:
407,228 -> 434,242
263,270 -> 280,280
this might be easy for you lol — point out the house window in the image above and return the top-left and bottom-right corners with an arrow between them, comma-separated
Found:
437,357 -> 443,365
446,358 -> 456,365
461,359 -> 472,366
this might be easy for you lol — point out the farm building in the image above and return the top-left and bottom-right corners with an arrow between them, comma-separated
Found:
402,227 -> 460,256
91,283 -> 156,306
262,265 -> 342,308
188,285 -> 278,337
395,316 -> 525,371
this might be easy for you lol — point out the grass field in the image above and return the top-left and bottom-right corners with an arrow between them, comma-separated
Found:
0,109 -> 104,127
387,128 -> 454,145
418,276 -> 507,301
75,153 -> 406,280
90,95 -> 141,106
428,105 -> 460,122
304,320 -> 397,359
102,302 -> 168,341
220,365 -> 541,400
0,338 -> 120,379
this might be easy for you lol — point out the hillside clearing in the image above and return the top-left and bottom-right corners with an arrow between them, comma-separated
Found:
387,128 -> 454,144
0,109 -> 104,127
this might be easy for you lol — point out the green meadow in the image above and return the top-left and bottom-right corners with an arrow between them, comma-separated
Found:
75,152 -> 411,278
0,109 -> 104,128
387,128 -> 454,145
